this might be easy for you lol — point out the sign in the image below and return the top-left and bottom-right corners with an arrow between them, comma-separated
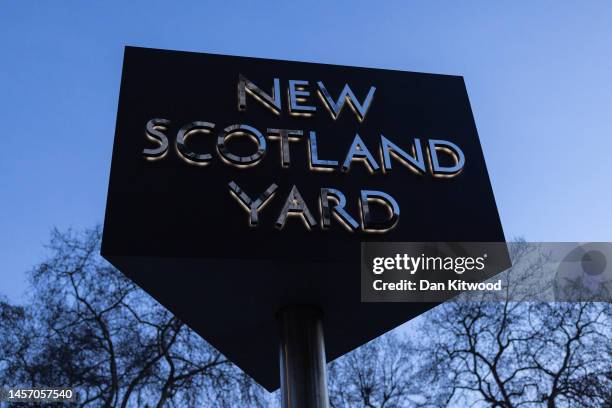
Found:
102,46 -> 508,390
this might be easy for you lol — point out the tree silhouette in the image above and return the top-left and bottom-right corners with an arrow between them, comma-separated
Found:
0,227 -> 268,407
419,243 -> 612,407
1,230 -> 610,407
328,333 -> 424,408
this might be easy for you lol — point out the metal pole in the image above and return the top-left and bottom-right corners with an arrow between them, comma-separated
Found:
277,306 -> 329,408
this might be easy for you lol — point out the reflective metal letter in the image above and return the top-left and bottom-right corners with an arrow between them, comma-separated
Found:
320,188 -> 359,231
380,135 -> 425,174
288,79 -> 316,116
229,181 -> 278,227
267,128 -> 304,168
428,139 -> 465,177
308,131 -> 338,171
217,124 -> 267,167
360,190 -> 400,232
237,74 -> 281,115
143,118 -> 170,160
175,121 -> 215,165
276,185 -> 317,230
341,133 -> 380,173
316,82 -> 376,121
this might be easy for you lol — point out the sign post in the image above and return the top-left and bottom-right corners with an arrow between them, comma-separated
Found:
102,46 -> 509,394
278,306 -> 329,408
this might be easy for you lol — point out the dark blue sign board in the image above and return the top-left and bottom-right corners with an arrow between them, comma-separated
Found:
102,46 -> 507,390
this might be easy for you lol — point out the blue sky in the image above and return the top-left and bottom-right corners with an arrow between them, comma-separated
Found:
1,1 -> 611,302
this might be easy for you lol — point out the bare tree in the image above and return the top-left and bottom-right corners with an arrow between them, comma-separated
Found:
0,226 -> 268,407
327,332 -> 427,408
420,243 -> 612,407
1,230 -> 610,408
